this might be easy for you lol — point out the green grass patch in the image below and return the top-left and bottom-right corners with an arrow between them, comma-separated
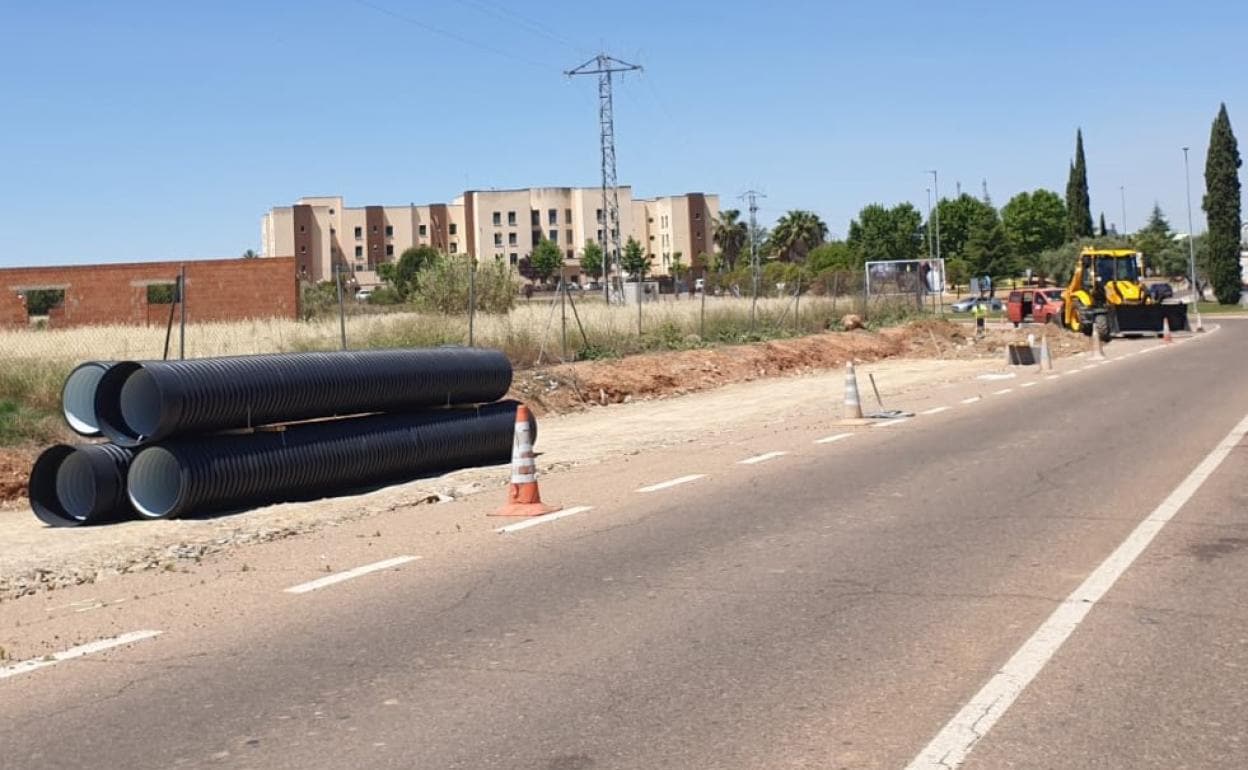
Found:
1195,301 -> 1247,315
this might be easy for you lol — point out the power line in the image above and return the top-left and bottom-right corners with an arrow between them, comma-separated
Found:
450,0 -> 587,54
351,0 -> 555,69
565,53 -> 643,304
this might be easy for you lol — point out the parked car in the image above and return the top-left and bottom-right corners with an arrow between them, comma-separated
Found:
951,296 -> 1003,313
354,288 -> 374,302
1006,287 -> 1065,326
694,278 -> 706,293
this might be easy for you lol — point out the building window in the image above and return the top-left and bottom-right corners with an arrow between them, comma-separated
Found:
449,223 -> 457,235
354,226 -> 362,238
532,230 -> 541,246
531,210 -> 540,226
450,241 -> 458,252
330,227 -> 336,235
355,246 -> 363,257
385,225 -> 393,236
566,229 -> 573,245
566,249 -> 574,260
494,232 -> 503,246
565,208 -> 572,224
597,229 -> 604,243
694,212 -> 702,220
418,224 -> 427,236
548,208 -> 557,225
386,244 -> 394,256
696,231 -> 703,240
509,253 -> 518,265
299,245 -> 306,253
492,211 -> 501,226
329,208 -> 335,215
508,232 -> 517,246
549,229 -> 558,243
596,209 -> 603,223
372,225 -> 379,233
355,262 -> 364,271
649,235 -> 655,241
372,244 -> 379,251
508,211 -> 517,226
648,217 -> 654,223
298,224 -> 305,233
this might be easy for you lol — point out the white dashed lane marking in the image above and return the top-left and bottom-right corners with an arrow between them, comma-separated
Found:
285,556 -> 420,594
0,631 -> 162,681
637,474 -> 706,493
496,506 -> 594,534
815,433 -> 853,445
738,451 -> 789,465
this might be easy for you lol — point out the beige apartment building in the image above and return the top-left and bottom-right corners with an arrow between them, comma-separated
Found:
262,187 -> 719,286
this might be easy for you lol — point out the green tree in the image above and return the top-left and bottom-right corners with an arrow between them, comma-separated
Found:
1132,204 -> 1187,276
712,209 -> 749,271
394,245 -> 440,298
1065,128 -> 1094,239
241,249 -> 258,259
806,240 -> 857,273
1202,103 -> 1244,304
23,289 -> 65,315
530,238 -> 563,284
933,194 -> 1000,261
768,209 -> 828,262
1098,212 -> 1108,237
848,203 -> 923,262
964,221 -> 1016,279
579,240 -> 604,281
620,237 -> 651,281
944,258 -> 971,293
669,253 -> 686,279
1001,189 -> 1066,271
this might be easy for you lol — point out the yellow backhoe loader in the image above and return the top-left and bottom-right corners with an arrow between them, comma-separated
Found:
1062,248 -> 1189,340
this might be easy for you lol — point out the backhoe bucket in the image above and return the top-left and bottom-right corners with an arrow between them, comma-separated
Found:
1108,303 -> 1189,335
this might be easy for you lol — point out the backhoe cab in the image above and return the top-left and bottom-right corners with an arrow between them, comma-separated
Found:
1062,248 -> 1188,340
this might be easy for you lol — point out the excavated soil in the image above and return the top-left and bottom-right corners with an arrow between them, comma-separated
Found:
0,448 -> 34,505
510,320 -> 1089,415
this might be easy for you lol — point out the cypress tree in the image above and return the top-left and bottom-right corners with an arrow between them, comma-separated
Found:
1099,212 -> 1108,237
1202,103 -> 1244,304
1065,129 -> 1093,239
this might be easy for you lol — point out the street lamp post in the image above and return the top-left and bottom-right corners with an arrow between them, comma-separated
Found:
925,187 -> 933,261
1182,147 -> 1204,332
1120,185 -> 1127,237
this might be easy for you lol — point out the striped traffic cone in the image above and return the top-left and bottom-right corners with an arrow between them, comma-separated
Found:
844,362 -> 864,420
1162,316 -> 1173,344
1039,335 -> 1054,371
490,404 -> 559,517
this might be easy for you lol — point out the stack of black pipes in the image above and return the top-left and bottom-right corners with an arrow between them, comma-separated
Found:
29,348 -> 526,526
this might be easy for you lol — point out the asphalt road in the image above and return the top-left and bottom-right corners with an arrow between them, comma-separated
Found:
3,325 -> 1247,769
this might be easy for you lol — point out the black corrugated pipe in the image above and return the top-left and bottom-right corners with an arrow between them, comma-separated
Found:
62,361 -> 113,437
93,347 -> 513,446
126,400 -> 532,520
28,443 -> 136,527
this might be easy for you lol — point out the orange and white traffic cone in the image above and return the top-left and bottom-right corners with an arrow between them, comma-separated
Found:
1162,316 -> 1173,344
491,404 -> 559,517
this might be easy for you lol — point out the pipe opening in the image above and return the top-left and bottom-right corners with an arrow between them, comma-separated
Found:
127,447 -> 181,519
119,369 -> 162,440
63,364 -> 107,436
54,451 -> 96,521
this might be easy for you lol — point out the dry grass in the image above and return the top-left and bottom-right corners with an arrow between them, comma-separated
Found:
0,296 -> 863,364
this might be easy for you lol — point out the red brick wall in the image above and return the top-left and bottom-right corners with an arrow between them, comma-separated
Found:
0,257 -> 298,328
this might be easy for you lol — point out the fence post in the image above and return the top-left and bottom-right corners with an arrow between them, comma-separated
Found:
468,257 -> 476,347
178,264 -> 187,360
334,265 -> 347,350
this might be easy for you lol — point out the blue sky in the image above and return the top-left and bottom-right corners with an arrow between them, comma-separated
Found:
0,0 -> 1244,267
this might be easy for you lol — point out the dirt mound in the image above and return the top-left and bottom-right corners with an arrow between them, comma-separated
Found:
0,449 -> 34,504
510,330 -> 906,415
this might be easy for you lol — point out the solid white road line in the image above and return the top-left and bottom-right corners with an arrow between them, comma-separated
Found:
738,451 -> 789,465
872,418 -> 910,428
1045,374 -> 1060,380
1020,382 -> 1038,389
496,506 -> 594,534
637,474 -> 706,493
920,406 -> 952,416
815,433 -> 854,445
906,411 -> 1248,770
992,388 -> 1014,396
0,630 -> 162,681
284,555 -> 420,595
960,396 -> 982,405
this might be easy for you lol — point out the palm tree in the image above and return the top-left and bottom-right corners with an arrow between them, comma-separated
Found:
769,210 -> 828,262
712,209 -> 749,271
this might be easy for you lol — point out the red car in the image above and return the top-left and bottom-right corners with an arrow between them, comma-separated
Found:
1007,287 -> 1065,326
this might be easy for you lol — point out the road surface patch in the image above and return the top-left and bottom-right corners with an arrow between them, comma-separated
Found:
815,433 -> 854,445
738,451 -> 789,465
284,556 -> 420,594
0,630 -> 161,681
637,474 -> 706,493
496,506 -> 594,534
906,411 -> 1248,770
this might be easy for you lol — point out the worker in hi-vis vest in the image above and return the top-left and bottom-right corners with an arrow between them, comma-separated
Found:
972,299 -> 987,337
